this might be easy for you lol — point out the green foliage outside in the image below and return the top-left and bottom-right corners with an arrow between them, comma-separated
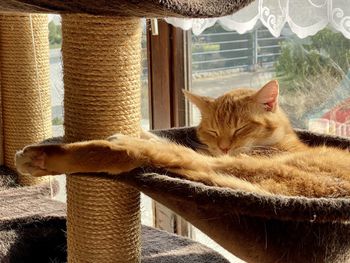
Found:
48,21 -> 62,49
52,117 -> 63,126
275,28 -> 350,92
275,28 -> 350,128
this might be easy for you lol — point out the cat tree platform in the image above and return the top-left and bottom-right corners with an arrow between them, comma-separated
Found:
0,0 -> 253,17
0,166 -> 230,263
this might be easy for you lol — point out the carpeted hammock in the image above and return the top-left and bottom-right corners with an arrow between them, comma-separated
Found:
113,127 -> 350,263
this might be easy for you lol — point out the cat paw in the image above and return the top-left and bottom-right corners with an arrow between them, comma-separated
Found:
15,145 -> 53,176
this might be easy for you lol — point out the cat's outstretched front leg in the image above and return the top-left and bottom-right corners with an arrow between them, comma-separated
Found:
15,135 -> 270,195
15,135 -> 212,177
15,138 -> 145,176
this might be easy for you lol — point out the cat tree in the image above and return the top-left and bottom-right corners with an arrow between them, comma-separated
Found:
2,1 -> 350,263
0,1 -> 253,263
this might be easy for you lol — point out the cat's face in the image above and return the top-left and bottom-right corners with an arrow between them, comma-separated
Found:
185,80 -> 292,156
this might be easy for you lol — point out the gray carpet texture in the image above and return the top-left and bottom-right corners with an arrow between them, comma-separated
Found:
0,0 -> 254,18
0,165 -> 229,263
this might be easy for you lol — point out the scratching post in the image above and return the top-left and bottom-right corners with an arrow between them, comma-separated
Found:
0,14 -> 51,185
62,15 -> 141,262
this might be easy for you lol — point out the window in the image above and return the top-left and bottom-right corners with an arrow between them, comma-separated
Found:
48,15 -> 64,203
189,23 -> 350,137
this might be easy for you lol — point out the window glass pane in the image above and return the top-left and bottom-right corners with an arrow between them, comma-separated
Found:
49,15 -> 63,137
189,23 -> 350,262
190,24 -> 350,137
49,16 -> 153,226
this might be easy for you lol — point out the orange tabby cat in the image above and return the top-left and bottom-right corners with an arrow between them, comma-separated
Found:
15,80 -> 350,197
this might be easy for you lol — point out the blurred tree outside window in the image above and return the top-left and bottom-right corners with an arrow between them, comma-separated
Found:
190,25 -> 350,136
48,20 -> 62,49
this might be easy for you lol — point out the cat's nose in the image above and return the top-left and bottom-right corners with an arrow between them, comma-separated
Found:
219,147 -> 230,154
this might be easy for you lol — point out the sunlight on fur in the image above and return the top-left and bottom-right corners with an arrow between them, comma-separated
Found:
15,80 -> 350,198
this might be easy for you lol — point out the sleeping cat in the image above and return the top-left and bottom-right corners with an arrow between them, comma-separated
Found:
15,80 -> 350,198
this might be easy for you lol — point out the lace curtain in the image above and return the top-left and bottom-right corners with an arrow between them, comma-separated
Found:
165,0 -> 350,38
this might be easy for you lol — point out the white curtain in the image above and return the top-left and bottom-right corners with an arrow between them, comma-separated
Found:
165,0 -> 350,38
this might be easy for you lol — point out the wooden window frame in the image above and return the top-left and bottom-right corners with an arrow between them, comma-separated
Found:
146,19 -> 192,237
147,19 -> 191,129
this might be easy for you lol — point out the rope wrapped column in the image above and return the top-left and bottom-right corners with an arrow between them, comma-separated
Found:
0,14 -> 52,185
62,15 -> 141,262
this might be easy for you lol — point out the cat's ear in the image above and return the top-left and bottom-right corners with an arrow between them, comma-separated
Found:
183,90 -> 213,113
254,80 -> 279,112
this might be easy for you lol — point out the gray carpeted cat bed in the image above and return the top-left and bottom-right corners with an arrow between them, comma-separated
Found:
0,0 -> 253,18
112,127 -> 350,263
0,166 -> 230,263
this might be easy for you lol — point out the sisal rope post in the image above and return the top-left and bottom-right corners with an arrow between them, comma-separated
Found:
0,14 -> 52,185
62,15 -> 141,262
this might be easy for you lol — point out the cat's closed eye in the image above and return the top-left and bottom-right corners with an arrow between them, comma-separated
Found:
233,124 -> 248,136
207,130 -> 219,137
